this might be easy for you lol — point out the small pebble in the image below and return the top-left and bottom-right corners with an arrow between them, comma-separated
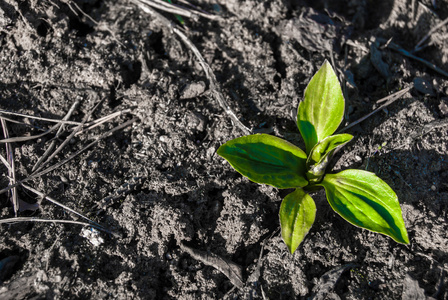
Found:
438,99 -> 448,116
81,228 -> 104,247
213,4 -> 222,14
179,81 -> 206,99
206,147 -> 215,159
413,77 -> 435,96
355,155 -> 362,162
431,185 -> 436,191
60,175 -> 69,183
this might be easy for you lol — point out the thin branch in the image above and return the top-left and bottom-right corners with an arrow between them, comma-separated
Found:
1,118 -> 18,216
63,0 -> 125,47
0,118 -> 138,196
337,85 -> 413,133
383,40 -> 448,77
21,183 -> 100,227
393,118 -> 448,150
180,242 -> 244,288
84,109 -> 132,126
74,109 -> 132,136
414,17 -> 448,51
0,217 -> 118,237
0,153 -> 11,172
32,100 -> 80,172
29,117 -> 137,183
0,110 -> 82,125
174,28 -> 252,135
0,116 -> 41,128
0,108 -> 132,144
31,98 -> 103,175
0,122 -> 65,144
134,2 -> 252,135
133,0 -> 219,20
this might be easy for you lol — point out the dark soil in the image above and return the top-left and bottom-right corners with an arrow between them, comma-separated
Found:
1,0 -> 448,299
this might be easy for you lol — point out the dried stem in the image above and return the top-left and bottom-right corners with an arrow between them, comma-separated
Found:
0,110 -> 82,126
31,98 -> 102,175
0,118 -> 138,196
414,17 -> 448,51
382,39 -> 448,77
32,100 -> 80,172
21,183 -> 100,228
337,85 -> 413,133
0,217 -> 118,237
134,2 -> 252,135
1,118 -> 18,216
133,0 -> 219,21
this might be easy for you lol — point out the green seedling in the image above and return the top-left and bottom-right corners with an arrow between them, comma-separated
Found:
217,60 -> 409,254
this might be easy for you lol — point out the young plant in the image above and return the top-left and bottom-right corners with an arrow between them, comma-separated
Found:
217,60 -> 409,254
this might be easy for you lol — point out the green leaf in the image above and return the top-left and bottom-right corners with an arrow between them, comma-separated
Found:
217,134 -> 308,189
320,170 -> 409,244
306,134 -> 353,181
297,60 -> 345,153
280,188 -> 316,254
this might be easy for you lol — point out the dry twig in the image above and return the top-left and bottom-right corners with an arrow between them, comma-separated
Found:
0,217 -> 117,236
0,110 -> 82,126
0,108 -> 132,144
134,1 -> 252,135
75,109 -> 132,136
31,98 -> 102,175
21,183 -> 100,227
0,118 -> 138,196
393,118 -> 448,150
61,0 -> 125,47
414,17 -> 448,52
180,242 -> 244,288
337,85 -> 412,133
381,39 -> 448,77
133,0 -> 219,21
1,119 -> 18,216
32,100 -> 80,172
